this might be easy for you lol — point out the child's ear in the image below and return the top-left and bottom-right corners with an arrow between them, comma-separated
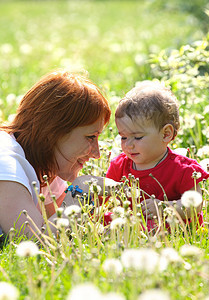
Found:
162,124 -> 174,142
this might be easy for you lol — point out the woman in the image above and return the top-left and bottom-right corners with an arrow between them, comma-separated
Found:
0,69 -> 111,237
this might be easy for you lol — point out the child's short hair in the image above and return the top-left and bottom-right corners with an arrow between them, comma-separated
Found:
115,80 -> 180,139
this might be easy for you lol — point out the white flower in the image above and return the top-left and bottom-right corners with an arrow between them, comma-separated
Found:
110,218 -> 126,230
112,206 -> 125,217
103,258 -> 123,275
90,184 -> 102,195
173,148 -> 188,156
197,145 -> 209,157
64,205 -> 81,216
67,283 -> 103,300
161,247 -> 182,263
199,158 -> 209,172
56,218 -> 69,229
121,248 -> 159,274
102,292 -> 126,300
0,282 -> 19,300
138,289 -> 170,300
95,223 -> 105,235
181,190 -> 202,208
180,244 -> 203,257
16,241 -> 39,257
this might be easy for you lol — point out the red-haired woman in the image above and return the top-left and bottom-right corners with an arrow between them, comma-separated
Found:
0,70 -> 111,237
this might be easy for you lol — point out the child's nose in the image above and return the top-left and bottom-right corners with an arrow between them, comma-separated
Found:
126,138 -> 134,149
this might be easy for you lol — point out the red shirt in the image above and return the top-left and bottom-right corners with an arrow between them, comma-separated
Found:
106,147 -> 209,228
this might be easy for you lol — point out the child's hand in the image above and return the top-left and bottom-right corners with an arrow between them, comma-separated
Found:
141,198 -> 162,219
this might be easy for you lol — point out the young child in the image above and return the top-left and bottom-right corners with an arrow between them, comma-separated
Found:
106,81 -> 209,230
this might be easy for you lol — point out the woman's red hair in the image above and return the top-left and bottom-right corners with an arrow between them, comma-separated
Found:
1,70 -> 111,183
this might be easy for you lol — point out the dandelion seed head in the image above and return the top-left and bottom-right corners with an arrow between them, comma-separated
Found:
112,206 -> 125,217
180,244 -> 203,257
121,248 -> 159,273
64,205 -> 81,216
16,241 -> 39,257
103,292 -> 126,300
161,247 -> 182,263
181,190 -> 202,208
56,218 -> 69,229
138,289 -> 170,300
110,218 -> 126,230
0,282 -> 19,300
67,283 -> 103,300
103,258 -> 123,275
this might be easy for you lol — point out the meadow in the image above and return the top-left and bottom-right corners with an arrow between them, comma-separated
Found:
0,0 -> 209,299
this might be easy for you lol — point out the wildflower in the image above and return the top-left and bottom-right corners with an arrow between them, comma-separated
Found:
161,247 -> 182,263
192,171 -> 202,180
103,292 -> 126,300
180,244 -> 203,257
16,241 -> 39,257
199,158 -> 209,172
67,283 -> 103,300
64,205 -> 81,216
90,182 -> 102,195
0,282 -> 19,300
138,289 -> 170,300
110,218 -> 126,230
112,206 -> 125,217
56,218 -> 69,229
95,223 -> 105,235
197,145 -> 209,157
181,190 -> 202,208
103,258 -> 123,276
173,148 -> 188,156
121,248 -> 159,273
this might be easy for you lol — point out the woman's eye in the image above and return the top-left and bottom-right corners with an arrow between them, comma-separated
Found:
135,137 -> 143,140
121,137 -> 127,140
87,135 -> 96,140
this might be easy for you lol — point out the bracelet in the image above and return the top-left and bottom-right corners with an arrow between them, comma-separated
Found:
65,184 -> 94,206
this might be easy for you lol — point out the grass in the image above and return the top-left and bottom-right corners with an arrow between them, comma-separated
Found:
0,1 -> 209,299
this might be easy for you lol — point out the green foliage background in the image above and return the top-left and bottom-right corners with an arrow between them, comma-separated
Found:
0,1 -> 209,299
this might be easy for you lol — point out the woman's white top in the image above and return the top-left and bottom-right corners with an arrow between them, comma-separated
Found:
0,131 -> 67,206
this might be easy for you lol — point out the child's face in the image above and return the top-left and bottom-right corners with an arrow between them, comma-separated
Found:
116,115 -> 168,170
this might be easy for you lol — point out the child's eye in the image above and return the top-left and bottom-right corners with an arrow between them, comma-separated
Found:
121,137 -> 127,140
135,137 -> 143,140
87,135 -> 96,140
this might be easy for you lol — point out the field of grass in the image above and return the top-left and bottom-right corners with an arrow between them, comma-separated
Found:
0,1 -> 209,299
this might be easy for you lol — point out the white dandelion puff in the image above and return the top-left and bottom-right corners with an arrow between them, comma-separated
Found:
181,190 -> 202,208
161,247 -> 182,263
103,292 -> 126,300
16,241 -> 39,257
121,248 -> 159,273
180,244 -> 203,257
0,282 -> 19,300
138,289 -> 170,300
103,258 -> 123,276
112,206 -> 125,217
66,283 -> 103,300
110,218 -> 126,230
56,218 -> 69,229
64,205 -> 81,216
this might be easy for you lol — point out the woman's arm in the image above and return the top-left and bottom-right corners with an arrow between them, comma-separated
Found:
0,181 -> 58,237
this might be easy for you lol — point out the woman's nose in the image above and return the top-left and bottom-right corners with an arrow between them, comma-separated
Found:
91,140 -> 100,159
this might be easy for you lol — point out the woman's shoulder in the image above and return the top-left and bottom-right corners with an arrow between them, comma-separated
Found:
0,131 -> 24,155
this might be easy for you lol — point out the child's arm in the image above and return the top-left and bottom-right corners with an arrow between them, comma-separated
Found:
141,184 -> 203,220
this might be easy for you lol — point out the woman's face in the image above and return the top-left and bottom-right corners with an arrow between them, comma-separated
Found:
54,118 -> 104,182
